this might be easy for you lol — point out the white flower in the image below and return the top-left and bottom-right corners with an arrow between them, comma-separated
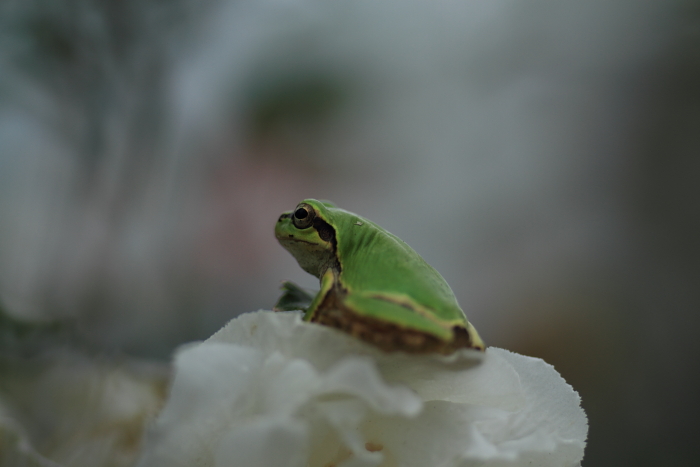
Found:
137,311 -> 587,467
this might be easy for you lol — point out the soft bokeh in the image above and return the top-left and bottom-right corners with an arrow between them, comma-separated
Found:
1,0 -> 699,465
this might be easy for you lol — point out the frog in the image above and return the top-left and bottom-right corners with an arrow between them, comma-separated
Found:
274,199 -> 484,354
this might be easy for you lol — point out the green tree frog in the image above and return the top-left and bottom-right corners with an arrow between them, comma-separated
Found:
274,199 -> 484,354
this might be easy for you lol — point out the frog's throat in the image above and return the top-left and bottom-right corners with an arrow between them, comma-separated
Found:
311,288 -> 483,354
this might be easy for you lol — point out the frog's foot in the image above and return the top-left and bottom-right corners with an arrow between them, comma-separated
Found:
273,281 -> 316,312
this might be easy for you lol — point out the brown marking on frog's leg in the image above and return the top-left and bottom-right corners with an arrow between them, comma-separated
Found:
311,287 -> 481,354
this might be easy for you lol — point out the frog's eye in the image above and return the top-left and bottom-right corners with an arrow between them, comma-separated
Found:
292,204 -> 315,229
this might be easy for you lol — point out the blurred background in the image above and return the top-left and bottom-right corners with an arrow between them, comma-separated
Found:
0,0 -> 699,465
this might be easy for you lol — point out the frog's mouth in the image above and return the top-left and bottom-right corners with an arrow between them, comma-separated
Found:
280,236 -> 317,246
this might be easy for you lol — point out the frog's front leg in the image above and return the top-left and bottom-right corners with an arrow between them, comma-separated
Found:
273,281 -> 315,312
304,268 -> 337,322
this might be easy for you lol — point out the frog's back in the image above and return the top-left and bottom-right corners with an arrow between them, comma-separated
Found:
329,207 -> 466,326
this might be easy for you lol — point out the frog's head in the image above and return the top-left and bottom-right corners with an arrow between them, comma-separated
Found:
275,199 -> 338,278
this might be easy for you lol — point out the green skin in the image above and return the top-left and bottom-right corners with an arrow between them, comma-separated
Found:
275,199 -> 484,353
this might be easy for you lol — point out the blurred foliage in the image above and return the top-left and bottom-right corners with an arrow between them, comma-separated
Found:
242,73 -> 346,141
0,0 -> 208,172
0,302 -> 79,358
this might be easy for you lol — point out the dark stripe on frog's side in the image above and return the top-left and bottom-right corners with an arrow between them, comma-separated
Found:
313,217 -> 337,250
312,216 -> 341,273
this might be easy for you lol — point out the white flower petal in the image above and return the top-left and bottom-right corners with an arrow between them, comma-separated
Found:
314,399 -> 382,467
495,349 -> 588,443
259,353 -> 320,414
375,349 -> 524,410
214,417 -> 308,467
317,358 -> 422,416
138,311 -> 587,467
160,343 -> 263,424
